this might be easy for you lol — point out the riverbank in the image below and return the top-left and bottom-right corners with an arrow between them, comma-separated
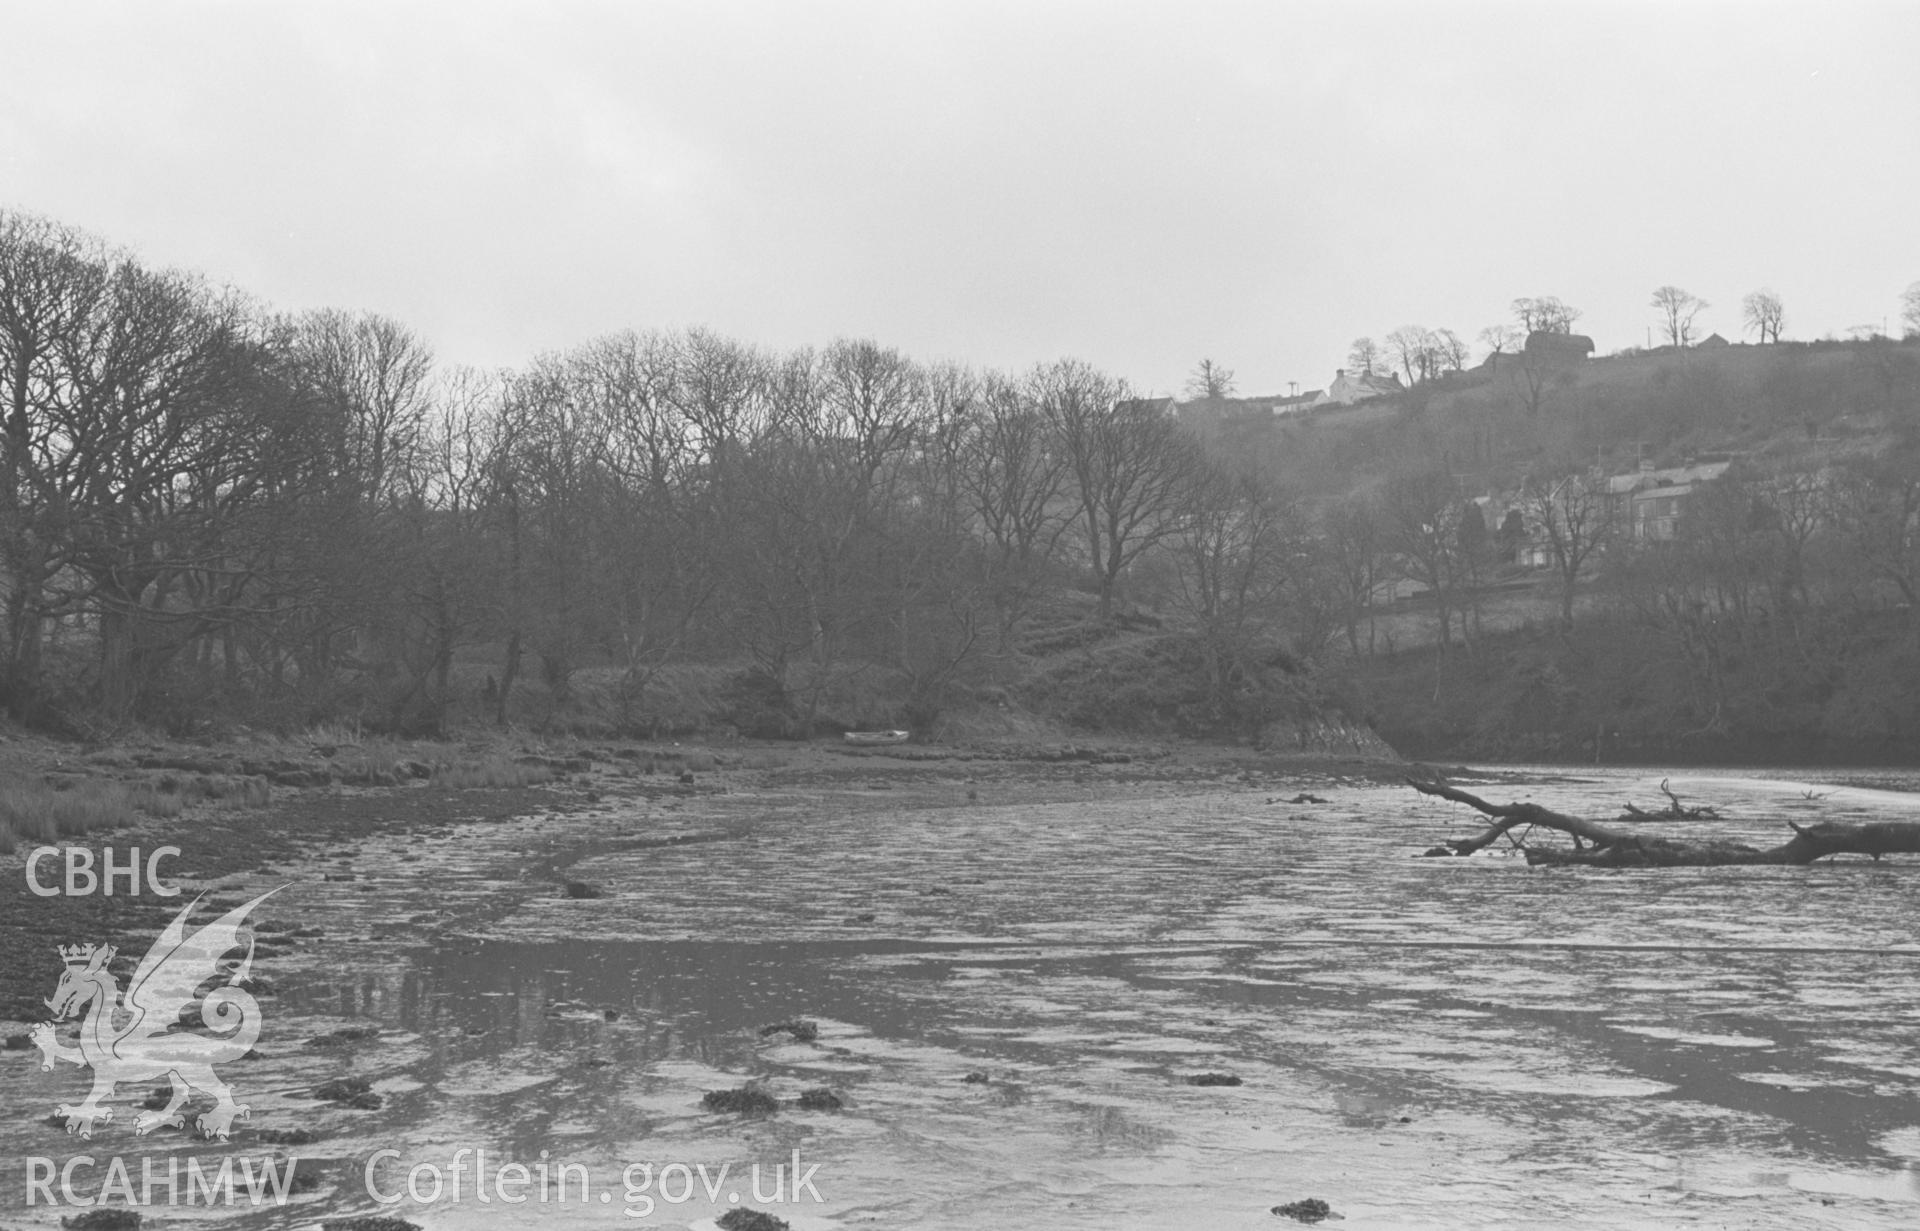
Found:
1341,615 -> 1920,769
2,729 -> 1409,1228
0,729 -> 1402,1026
8,739 -> 1920,1229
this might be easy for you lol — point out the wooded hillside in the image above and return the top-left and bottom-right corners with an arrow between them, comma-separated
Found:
5,209 -> 1918,758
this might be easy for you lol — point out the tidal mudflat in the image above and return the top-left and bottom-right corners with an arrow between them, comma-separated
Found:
5,751 -> 1919,1229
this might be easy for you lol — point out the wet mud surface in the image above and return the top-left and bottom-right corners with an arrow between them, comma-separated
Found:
4,753 -> 1920,1228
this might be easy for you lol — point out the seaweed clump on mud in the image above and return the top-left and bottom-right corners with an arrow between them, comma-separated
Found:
702,1083 -> 779,1115
717,1209 -> 790,1231
1186,1072 -> 1242,1086
322,1218 -> 422,1231
795,1086 -> 843,1110
758,1018 -> 819,1043
60,1209 -> 143,1230
305,1025 -> 380,1049
314,1075 -> 383,1110
1272,1197 -> 1334,1223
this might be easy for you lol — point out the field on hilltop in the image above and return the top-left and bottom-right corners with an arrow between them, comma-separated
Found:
1214,336 -> 1920,502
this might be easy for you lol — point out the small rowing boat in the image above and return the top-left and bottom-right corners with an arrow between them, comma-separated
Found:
843,729 -> 910,746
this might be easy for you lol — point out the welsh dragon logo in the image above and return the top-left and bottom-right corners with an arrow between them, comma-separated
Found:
30,888 -> 279,1140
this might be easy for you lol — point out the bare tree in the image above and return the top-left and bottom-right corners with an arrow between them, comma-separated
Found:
1040,359 -> 1202,618
378,365 -> 512,730
1346,337 -> 1386,376
1477,323 -> 1524,358
1168,460 -> 1307,706
289,310 -> 433,505
1652,285 -> 1709,347
736,338 -> 929,712
0,212 -> 110,713
711,349 -> 830,695
1379,466 -> 1470,658
819,336 -> 925,483
885,361 -> 993,729
1320,495 -> 1385,658
1386,326 -> 1439,385
49,260 -> 268,715
1384,327 -> 1473,381
1741,288 -> 1785,344
1750,465 -> 1826,616
276,310 -> 443,720
1503,346 -> 1564,418
495,349 -> 622,711
1521,468 -> 1617,627
672,325 -> 768,460
960,371 -> 1074,643
1511,296 -> 1581,334
1185,358 -> 1236,400
1903,281 -> 1920,339
580,330 -> 719,723
1822,456 -> 1920,639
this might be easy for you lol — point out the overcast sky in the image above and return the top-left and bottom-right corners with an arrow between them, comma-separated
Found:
3,1 -> 1916,398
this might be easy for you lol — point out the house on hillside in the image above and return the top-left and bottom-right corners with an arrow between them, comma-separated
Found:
1606,459 -> 1733,541
1525,330 -> 1595,363
1482,331 -> 1596,374
1264,388 -> 1323,417
1173,389 -> 1326,428
1458,493 -> 1556,568
1170,396 -> 1233,430
1697,333 -> 1731,349
1227,389 -> 1323,418
1476,491 -> 1555,569
1312,369 -> 1403,407
1116,396 -> 1178,418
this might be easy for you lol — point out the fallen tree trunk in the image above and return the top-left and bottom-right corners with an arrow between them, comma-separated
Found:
1408,776 -> 1920,867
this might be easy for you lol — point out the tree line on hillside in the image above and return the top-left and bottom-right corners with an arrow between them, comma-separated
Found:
0,212 -> 1346,736
1343,283 -> 1920,397
5,208 -> 1920,748
1328,429 -> 1920,754
1343,296 -> 1586,391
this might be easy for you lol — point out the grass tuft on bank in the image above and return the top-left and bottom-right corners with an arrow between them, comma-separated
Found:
430,755 -> 558,790
0,773 -> 274,854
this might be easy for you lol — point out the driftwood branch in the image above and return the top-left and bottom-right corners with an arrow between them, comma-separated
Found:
1408,776 -> 1920,867
1622,777 -> 1718,820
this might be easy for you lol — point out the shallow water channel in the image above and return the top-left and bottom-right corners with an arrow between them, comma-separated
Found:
9,765 -> 1920,1228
